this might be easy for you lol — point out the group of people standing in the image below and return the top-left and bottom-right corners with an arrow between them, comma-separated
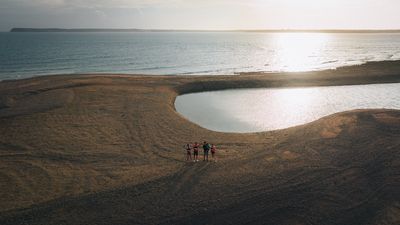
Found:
184,141 -> 217,162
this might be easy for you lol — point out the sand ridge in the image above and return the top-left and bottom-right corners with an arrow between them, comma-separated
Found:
0,61 -> 400,224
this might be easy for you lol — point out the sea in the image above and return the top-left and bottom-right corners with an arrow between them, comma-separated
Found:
1,32 -> 400,80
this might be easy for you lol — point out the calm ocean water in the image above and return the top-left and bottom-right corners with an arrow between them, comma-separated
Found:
1,32 -> 400,80
175,83 -> 400,133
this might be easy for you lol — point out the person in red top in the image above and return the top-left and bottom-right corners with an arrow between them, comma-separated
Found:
211,144 -> 217,162
193,142 -> 200,162
184,143 -> 192,161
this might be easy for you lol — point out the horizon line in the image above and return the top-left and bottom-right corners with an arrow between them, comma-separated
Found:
9,28 -> 400,33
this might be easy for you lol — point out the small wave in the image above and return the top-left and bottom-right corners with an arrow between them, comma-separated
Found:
135,66 -> 176,70
321,60 -> 339,64
178,66 -> 249,75
178,69 -> 231,75
363,56 -> 375,61
390,52 -> 400,59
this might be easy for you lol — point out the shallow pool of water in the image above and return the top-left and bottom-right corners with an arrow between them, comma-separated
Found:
175,83 -> 400,133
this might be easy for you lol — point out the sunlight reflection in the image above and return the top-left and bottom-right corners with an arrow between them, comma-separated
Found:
249,88 -> 320,129
175,84 -> 400,133
273,33 -> 331,72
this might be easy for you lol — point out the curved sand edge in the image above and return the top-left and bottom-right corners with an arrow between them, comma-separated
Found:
0,61 -> 400,224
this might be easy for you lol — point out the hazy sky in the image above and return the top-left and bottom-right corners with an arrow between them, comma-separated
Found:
1,0 -> 400,31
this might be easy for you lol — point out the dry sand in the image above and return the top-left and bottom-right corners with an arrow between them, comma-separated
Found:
0,61 -> 400,225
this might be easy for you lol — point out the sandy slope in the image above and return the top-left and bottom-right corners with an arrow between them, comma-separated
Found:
0,61 -> 400,225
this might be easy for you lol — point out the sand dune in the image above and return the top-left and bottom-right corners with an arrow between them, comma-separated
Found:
0,61 -> 400,224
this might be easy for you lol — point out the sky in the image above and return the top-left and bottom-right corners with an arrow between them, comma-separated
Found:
1,0 -> 400,31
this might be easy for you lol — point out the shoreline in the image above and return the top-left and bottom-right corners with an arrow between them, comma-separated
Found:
1,60 -> 400,224
2,60 -> 400,83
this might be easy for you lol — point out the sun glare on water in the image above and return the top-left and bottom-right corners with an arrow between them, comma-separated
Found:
273,33 -> 331,72
247,87 -> 321,129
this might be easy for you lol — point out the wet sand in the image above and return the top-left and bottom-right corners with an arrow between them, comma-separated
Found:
0,60 -> 400,225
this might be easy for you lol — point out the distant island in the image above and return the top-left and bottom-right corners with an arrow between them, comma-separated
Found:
10,28 -> 400,33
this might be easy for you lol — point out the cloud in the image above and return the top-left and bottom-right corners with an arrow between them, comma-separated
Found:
1,0 -> 185,9
1,0 -> 257,10
63,0 -> 172,9
1,0 -> 399,31
0,0 -> 64,9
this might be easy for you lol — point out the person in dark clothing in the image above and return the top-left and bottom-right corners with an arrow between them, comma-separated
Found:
203,141 -> 211,162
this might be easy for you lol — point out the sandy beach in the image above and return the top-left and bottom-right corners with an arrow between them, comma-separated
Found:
0,60 -> 400,225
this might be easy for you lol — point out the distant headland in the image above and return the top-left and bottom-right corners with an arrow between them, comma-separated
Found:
9,28 -> 400,33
